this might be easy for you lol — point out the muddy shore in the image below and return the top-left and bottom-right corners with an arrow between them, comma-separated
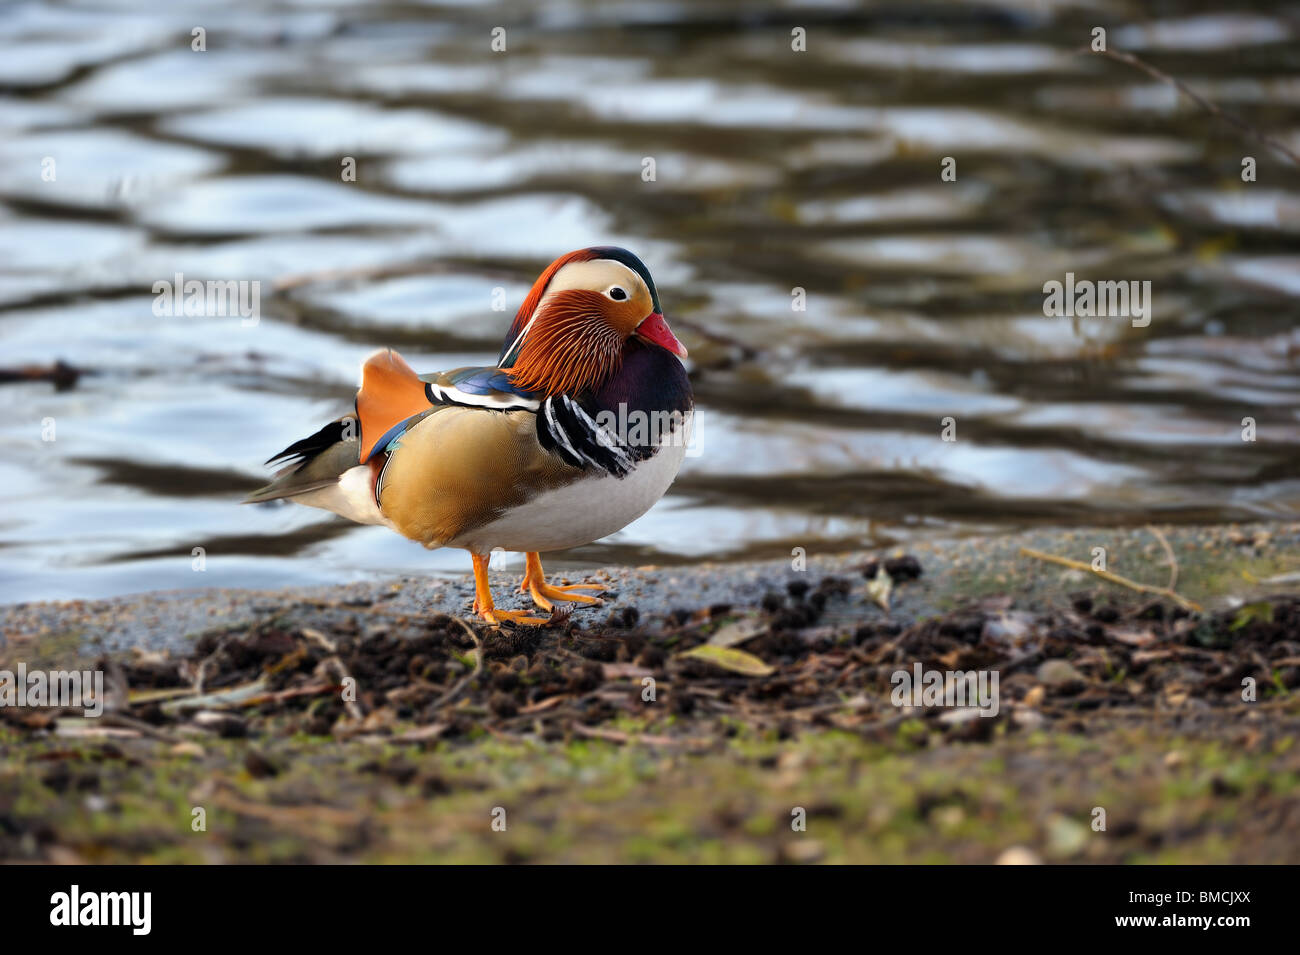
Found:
2,522 -> 1298,863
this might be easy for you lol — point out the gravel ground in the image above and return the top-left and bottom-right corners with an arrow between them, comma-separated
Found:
4,522 -> 1297,663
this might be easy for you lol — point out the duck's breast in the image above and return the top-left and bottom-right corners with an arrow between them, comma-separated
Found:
451,409 -> 691,554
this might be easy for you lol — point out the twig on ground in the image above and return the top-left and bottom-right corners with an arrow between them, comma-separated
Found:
1146,524 -> 1179,591
1019,546 -> 1203,612
99,712 -> 181,743
319,655 -> 365,722
428,617 -> 483,711
191,635 -> 231,694
300,627 -> 337,653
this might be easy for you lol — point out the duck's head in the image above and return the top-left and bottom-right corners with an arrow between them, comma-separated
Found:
499,246 -> 687,397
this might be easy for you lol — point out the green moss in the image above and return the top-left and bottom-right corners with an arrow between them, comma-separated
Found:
3,691 -> 1299,863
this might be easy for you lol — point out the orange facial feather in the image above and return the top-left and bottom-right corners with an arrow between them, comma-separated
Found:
502,248 -> 602,358
506,290 -> 626,397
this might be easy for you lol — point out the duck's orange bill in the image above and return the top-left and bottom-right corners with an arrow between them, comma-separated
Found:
634,312 -> 688,359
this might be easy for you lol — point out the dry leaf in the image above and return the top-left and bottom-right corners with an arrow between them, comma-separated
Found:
161,678 -> 268,713
601,662 -> 654,679
1108,627 -> 1156,647
866,564 -> 892,611
707,615 -> 767,648
128,686 -> 198,705
678,644 -> 775,677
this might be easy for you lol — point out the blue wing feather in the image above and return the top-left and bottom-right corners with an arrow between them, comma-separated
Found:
418,366 -> 542,408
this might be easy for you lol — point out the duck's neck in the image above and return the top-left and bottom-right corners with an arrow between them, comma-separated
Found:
589,339 -> 692,418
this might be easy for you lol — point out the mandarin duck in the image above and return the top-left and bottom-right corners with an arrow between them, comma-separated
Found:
246,247 -> 693,626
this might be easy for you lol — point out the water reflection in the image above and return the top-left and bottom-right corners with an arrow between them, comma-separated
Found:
1,0 -> 1297,602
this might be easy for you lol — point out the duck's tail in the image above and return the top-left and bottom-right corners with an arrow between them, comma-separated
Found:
243,416 -> 361,503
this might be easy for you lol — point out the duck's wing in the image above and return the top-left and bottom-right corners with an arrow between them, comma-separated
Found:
375,401 -> 584,547
243,349 -> 544,505
419,366 -> 542,411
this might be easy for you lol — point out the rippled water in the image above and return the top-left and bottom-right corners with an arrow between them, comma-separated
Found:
2,0 -> 1299,602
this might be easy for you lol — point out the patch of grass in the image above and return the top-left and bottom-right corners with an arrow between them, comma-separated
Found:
4,711 -> 1299,863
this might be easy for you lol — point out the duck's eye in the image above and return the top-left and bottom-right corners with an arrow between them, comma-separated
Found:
607,286 -> 628,301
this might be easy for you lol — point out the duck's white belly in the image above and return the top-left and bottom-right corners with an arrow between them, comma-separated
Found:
452,435 -> 687,554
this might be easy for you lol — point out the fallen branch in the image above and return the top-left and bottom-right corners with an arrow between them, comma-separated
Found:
1019,546 -> 1203,612
98,712 -> 182,743
0,360 -> 85,390
191,635 -> 233,694
1146,524 -> 1179,591
427,617 -> 483,711
318,657 -> 365,722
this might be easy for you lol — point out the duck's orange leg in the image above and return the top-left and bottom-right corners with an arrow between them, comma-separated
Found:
519,552 -> 605,612
472,553 -> 548,626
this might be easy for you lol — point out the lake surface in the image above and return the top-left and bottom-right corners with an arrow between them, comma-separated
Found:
2,0 -> 1299,602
